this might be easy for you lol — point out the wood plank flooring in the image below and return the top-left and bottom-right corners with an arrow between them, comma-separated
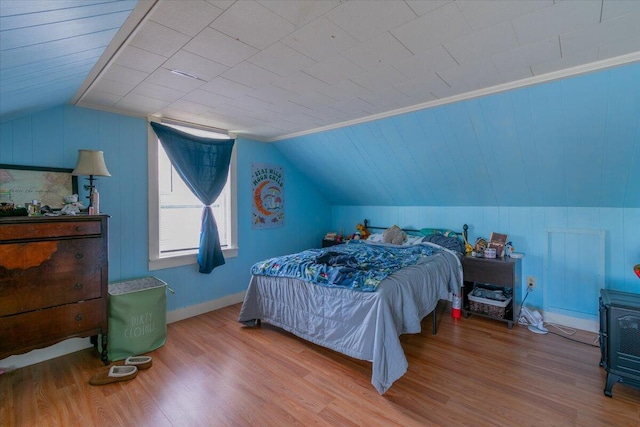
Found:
2,302 -> 639,426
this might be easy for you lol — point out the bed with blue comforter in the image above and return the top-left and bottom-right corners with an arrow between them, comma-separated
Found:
238,238 -> 463,394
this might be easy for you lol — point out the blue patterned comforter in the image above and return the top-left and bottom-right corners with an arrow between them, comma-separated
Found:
251,240 -> 438,292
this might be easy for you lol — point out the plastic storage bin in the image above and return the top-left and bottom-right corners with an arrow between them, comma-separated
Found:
106,276 -> 172,361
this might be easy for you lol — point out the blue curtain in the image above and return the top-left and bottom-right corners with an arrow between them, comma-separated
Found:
150,122 -> 235,274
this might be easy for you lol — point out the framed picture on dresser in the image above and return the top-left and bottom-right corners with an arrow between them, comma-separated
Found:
0,164 -> 78,209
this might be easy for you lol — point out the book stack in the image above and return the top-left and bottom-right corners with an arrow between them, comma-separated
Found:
324,232 -> 337,241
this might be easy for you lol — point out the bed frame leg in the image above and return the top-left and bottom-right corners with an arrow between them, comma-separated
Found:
432,303 -> 438,335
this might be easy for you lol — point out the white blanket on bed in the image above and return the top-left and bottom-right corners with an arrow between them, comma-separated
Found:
238,249 -> 462,394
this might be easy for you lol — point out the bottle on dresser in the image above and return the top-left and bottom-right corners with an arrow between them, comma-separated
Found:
89,188 -> 100,215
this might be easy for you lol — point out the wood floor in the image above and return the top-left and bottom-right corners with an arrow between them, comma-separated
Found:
2,302 -> 639,427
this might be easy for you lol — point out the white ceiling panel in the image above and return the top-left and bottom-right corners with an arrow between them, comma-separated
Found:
325,0 -> 416,42
220,61 -> 280,89
601,0 -> 640,21
165,99 -> 212,115
182,89 -> 231,109
114,46 -> 168,74
532,49 -> 600,76
340,32 -> 414,70
302,54 -> 365,85
146,68 -> 205,92
272,71 -> 333,96
491,37 -> 560,72
101,64 -> 148,86
511,1 -> 601,46
129,20 -> 191,58
444,21 -> 519,65
257,0 -> 341,27
391,3 -> 472,55
394,46 -> 458,80
404,0 -> 451,17
281,16 -> 359,61
90,78 -> 135,97
133,81 -> 186,103
598,36 -> 640,59
211,0 -> 296,50
350,63 -> 410,92
199,77 -> 254,99
162,50 -> 228,82
3,0 -> 640,139
247,43 -> 316,77
456,0 -> 552,31
149,0 -> 223,37
182,27 -> 258,67
560,13 -> 640,57
80,89 -> 123,108
116,92 -> 170,114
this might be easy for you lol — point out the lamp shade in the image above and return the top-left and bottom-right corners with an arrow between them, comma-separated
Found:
72,150 -> 111,177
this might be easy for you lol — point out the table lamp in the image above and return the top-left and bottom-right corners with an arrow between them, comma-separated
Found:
72,149 -> 111,211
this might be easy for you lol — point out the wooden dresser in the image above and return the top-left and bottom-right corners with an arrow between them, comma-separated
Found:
0,215 -> 109,364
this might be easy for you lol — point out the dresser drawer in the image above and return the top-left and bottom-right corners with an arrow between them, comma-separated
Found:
0,237 -> 104,272
0,269 -> 103,316
0,299 -> 106,358
0,219 -> 101,241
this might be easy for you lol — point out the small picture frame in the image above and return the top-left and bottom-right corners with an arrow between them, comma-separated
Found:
489,232 -> 508,257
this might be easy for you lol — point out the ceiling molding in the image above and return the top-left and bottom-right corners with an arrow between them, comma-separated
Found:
70,0 -> 159,105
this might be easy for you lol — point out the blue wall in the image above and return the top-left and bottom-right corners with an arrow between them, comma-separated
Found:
331,205 -> 640,318
0,105 -> 332,312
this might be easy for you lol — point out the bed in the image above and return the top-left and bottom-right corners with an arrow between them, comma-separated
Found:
238,221 -> 467,394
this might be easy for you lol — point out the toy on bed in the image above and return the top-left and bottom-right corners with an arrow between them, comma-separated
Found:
383,225 -> 406,245
356,223 -> 371,240
60,194 -> 85,215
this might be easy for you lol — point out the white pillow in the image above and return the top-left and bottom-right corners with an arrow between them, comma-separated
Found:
367,233 -> 384,242
404,235 -> 424,245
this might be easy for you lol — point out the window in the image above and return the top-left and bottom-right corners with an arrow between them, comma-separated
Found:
148,119 -> 237,271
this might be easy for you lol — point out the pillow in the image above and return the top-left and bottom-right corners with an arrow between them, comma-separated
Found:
420,228 -> 459,239
422,234 -> 465,254
404,235 -> 424,245
367,233 -> 384,243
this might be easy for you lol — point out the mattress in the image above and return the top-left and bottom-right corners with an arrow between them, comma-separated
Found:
238,246 -> 462,394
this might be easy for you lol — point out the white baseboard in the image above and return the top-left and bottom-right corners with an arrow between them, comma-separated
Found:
166,291 -> 245,324
0,338 -> 93,372
0,291 -> 246,371
542,311 -> 599,333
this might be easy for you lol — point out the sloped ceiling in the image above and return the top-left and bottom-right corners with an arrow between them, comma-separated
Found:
3,0 -> 640,140
1,0 -> 639,208
0,0 -> 139,122
275,62 -> 640,208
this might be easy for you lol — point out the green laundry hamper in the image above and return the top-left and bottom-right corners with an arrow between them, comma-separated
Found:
105,276 -> 173,361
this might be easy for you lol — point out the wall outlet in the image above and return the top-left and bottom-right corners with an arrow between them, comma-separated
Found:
527,276 -> 536,290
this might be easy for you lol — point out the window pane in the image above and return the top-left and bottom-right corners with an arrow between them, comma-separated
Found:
158,138 -> 230,254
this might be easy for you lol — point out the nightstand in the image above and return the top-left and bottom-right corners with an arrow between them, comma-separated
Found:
322,239 -> 344,248
462,255 -> 522,328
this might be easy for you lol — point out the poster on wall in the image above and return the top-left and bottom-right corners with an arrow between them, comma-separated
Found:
251,163 -> 284,229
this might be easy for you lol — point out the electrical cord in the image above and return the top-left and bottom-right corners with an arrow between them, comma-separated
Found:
517,287 -> 599,346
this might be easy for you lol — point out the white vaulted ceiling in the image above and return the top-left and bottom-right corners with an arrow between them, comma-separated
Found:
2,0 -> 640,140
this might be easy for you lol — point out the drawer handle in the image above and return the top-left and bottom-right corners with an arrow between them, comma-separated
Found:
75,253 -> 83,260
76,226 -> 82,231
74,283 -> 83,290
75,314 -> 83,322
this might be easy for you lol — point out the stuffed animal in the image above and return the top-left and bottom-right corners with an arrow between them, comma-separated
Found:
356,223 -> 371,240
60,194 -> 85,215
383,225 -> 406,245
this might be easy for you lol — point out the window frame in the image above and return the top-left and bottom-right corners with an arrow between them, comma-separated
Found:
148,118 -> 238,271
